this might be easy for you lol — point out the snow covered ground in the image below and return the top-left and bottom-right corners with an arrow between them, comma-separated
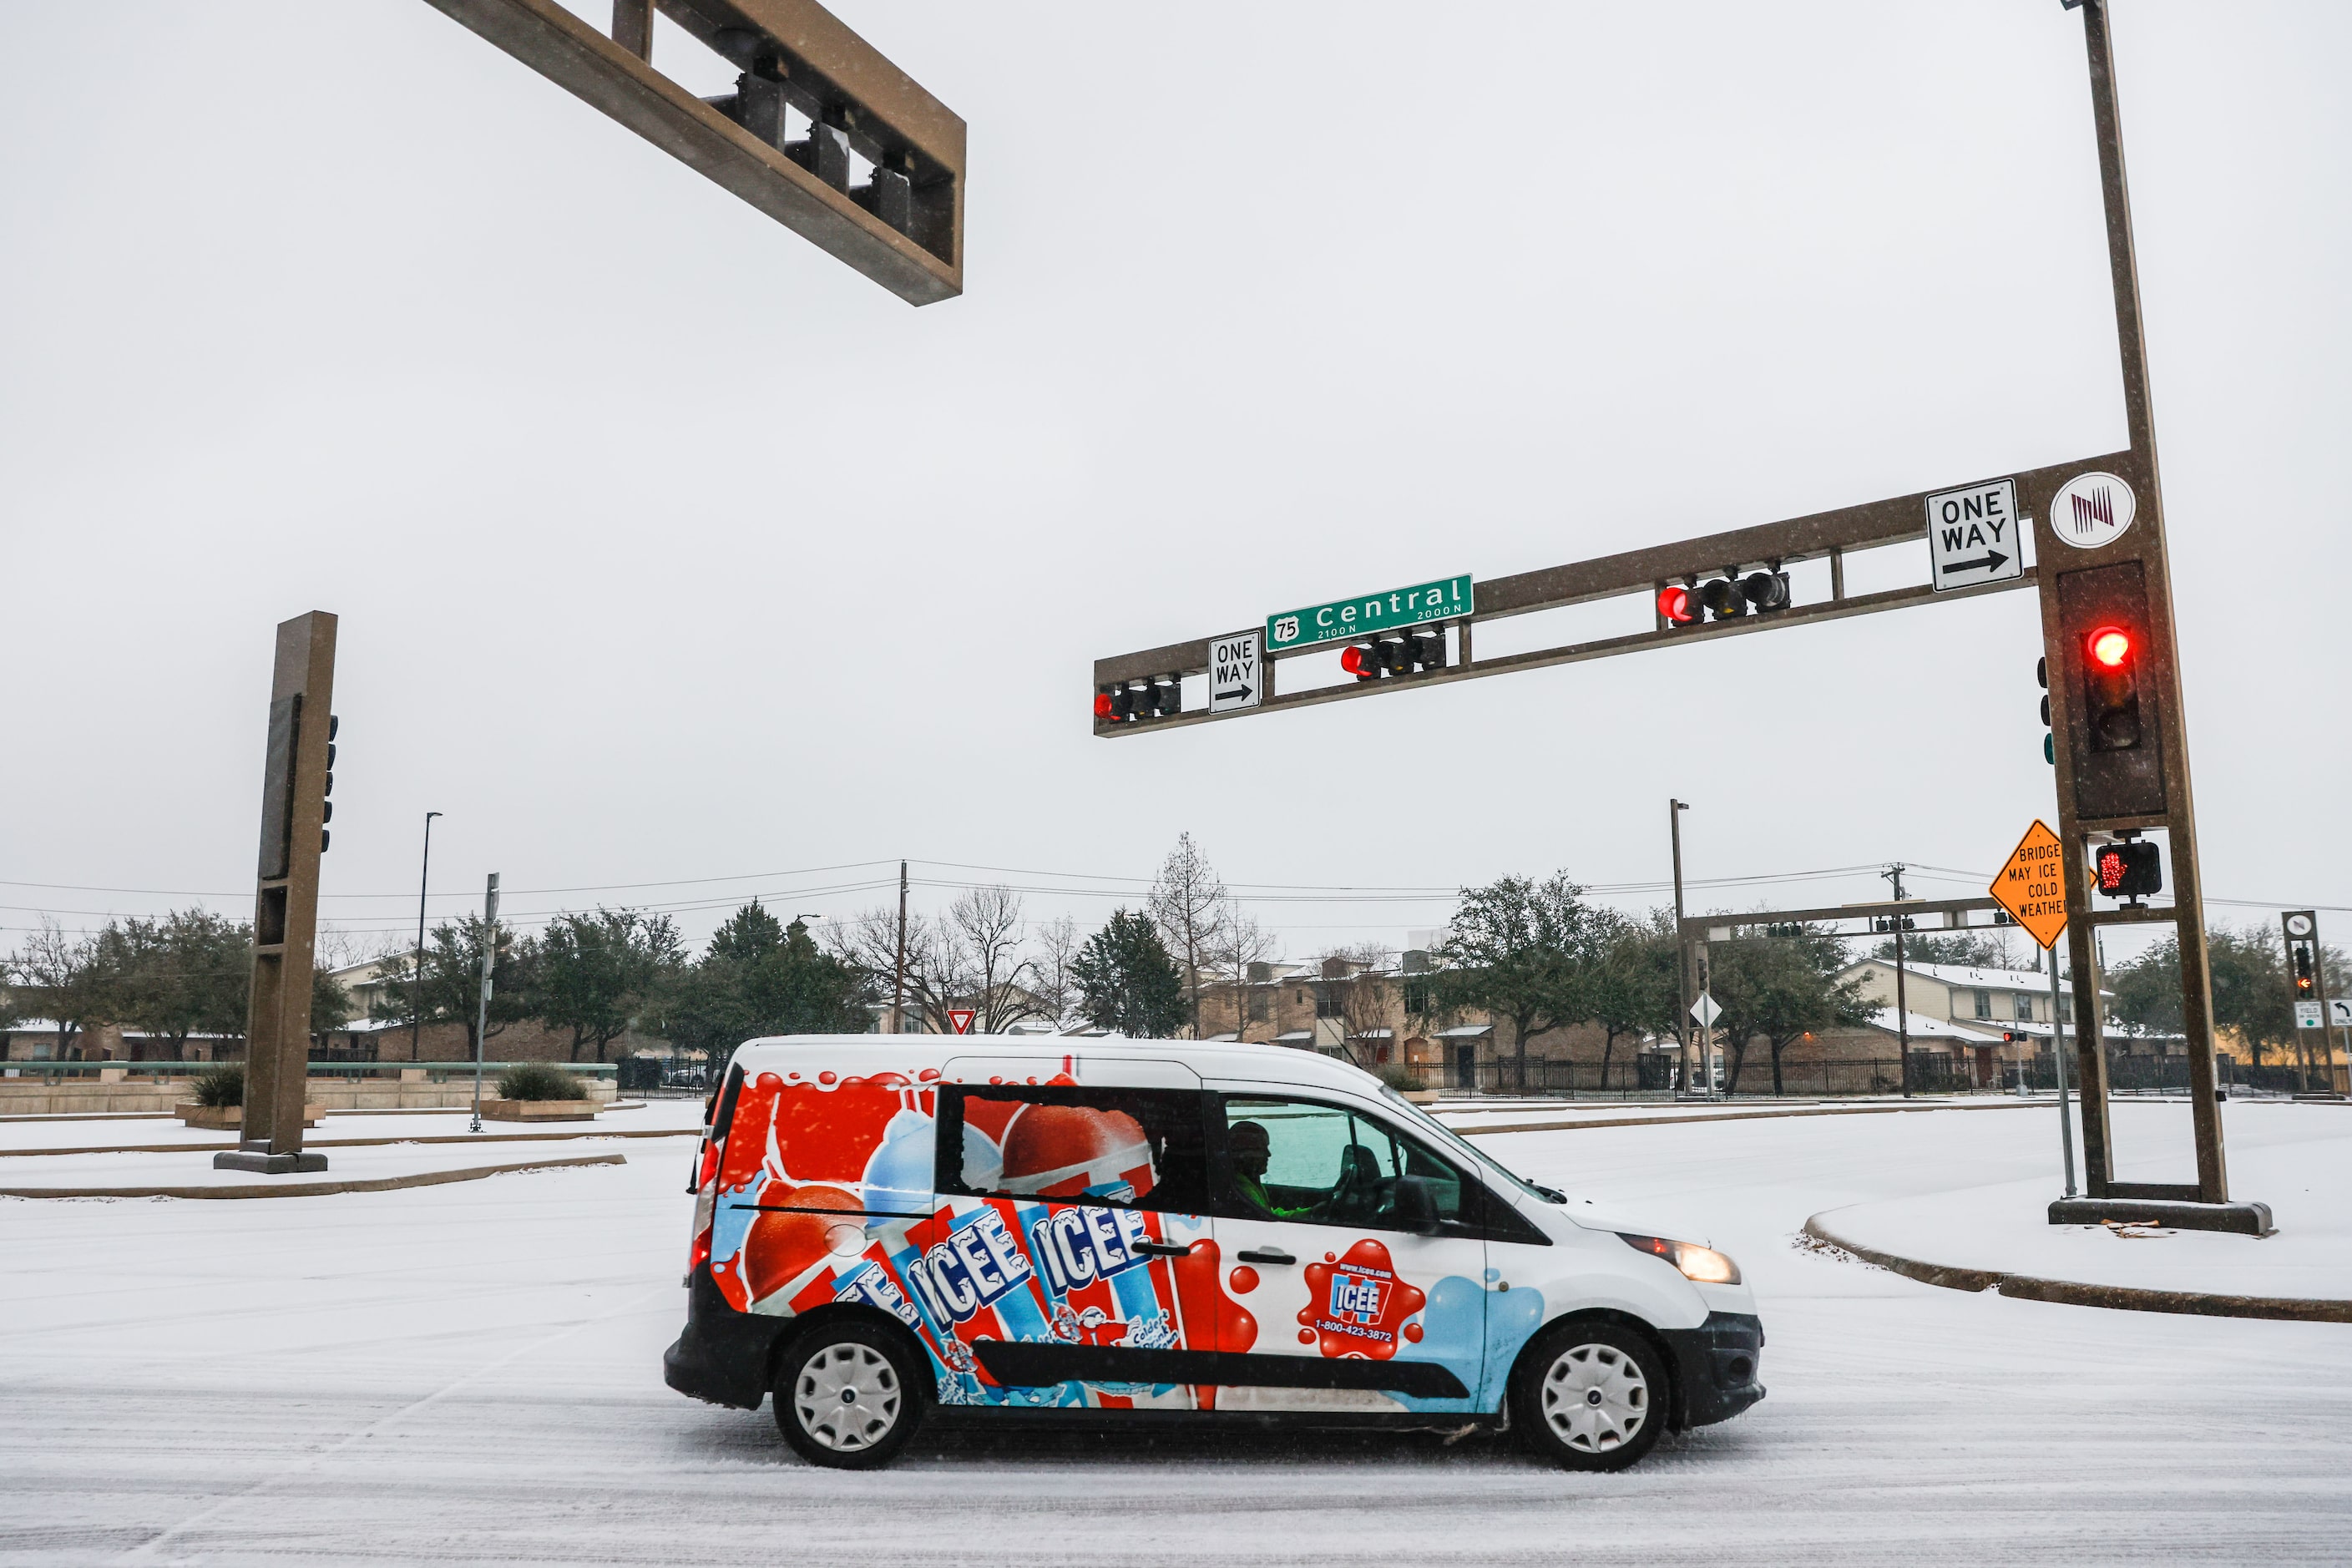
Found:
1811,1105 -> 2352,1300
0,1103 -> 706,1196
0,1100 -> 705,1156
4,1100 -> 2349,1565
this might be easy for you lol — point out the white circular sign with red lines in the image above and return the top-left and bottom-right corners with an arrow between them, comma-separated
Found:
2049,472 -> 2137,549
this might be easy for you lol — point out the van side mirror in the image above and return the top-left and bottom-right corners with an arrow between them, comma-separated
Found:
1390,1175 -> 1443,1235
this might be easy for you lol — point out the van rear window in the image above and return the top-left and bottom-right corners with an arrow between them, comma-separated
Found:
940,1085 -> 1208,1215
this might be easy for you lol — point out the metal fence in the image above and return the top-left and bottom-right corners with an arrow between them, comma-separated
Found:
1394,1051 -> 2300,1100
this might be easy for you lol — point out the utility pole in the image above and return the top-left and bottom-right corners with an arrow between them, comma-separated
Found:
1883,863 -> 1911,1099
469,873 -> 499,1135
1670,800 -> 1693,1098
412,811 -> 441,1065
893,859 -> 910,1034
2051,942 -> 2077,1197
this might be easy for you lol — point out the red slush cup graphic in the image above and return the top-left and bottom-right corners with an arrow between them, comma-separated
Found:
1297,1238 -> 1426,1358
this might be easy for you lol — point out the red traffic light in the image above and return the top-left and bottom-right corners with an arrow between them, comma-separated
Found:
1093,691 -> 1114,721
1657,585 -> 1696,625
1339,645 -> 1368,676
2087,625 -> 2134,670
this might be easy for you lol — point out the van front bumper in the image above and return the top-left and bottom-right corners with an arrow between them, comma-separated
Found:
663,1268 -> 790,1412
1659,1311 -> 1765,1429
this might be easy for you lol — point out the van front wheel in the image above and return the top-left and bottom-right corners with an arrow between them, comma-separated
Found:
774,1321 -> 925,1469
1512,1321 -> 1667,1472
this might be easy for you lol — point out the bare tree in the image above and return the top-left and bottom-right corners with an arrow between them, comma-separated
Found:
1205,903 -> 1279,1037
1029,914 -> 1085,1029
942,885 -> 1044,1033
13,918 -> 115,1057
827,887 -> 1046,1034
1147,832 -> 1227,1039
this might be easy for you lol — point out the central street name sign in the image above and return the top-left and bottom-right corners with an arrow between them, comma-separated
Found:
1926,478 -> 2023,593
1990,819 -> 2070,949
1267,574 -> 1473,654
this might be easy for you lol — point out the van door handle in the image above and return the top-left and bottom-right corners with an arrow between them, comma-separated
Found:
1237,1247 -> 1295,1266
1134,1241 -> 1190,1257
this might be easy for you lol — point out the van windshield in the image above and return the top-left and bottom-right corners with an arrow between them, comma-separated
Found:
1378,1087 -> 1565,1205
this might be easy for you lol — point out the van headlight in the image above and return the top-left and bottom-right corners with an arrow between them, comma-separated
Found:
1618,1232 -> 1741,1286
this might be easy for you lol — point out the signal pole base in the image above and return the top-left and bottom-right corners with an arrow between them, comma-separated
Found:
2050,1196 -> 2273,1237
213,1149 -> 330,1175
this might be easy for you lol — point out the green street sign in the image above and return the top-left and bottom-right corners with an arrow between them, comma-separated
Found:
1266,574 -> 1474,654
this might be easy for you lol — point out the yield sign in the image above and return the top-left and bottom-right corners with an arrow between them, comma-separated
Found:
1690,994 -> 1722,1028
948,1009 -> 977,1035
1990,820 -> 2070,950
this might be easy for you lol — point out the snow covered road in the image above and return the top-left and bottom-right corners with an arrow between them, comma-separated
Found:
4,1101 -> 2349,1565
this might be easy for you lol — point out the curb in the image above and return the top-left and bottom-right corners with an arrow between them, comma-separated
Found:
1801,1210 -> 2352,1324
0,1126 -> 698,1159
0,1151 -> 628,1201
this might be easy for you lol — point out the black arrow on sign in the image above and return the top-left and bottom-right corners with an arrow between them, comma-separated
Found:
1215,685 -> 1253,704
1945,549 -> 2010,575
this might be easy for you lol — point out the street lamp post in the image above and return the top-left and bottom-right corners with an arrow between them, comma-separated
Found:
412,812 -> 441,1064
1670,800 -> 1693,1097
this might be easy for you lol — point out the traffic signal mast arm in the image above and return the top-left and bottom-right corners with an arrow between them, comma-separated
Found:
418,0 -> 964,305
1091,450 -> 2120,735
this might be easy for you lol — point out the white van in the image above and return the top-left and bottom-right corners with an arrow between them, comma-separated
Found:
664,1035 -> 1763,1470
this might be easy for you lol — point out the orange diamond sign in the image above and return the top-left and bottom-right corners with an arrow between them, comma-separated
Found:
1990,820 -> 2070,950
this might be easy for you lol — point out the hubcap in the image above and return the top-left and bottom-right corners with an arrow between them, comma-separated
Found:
1540,1343 -> 1649,1453
794,1343 -> 901,1453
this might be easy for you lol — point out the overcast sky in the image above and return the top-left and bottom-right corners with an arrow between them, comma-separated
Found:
4,0 -> 2347,971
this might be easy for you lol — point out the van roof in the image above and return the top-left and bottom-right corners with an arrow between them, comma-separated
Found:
728,1034 -> 1388,1096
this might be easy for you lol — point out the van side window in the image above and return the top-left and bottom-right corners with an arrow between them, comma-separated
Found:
941,1086 -> 1209,1215
1221,1096 -> 1467,1232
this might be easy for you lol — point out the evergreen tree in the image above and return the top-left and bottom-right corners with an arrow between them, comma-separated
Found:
660,902 -> 873,1058
1431,873 -> 1606,1090
539,908 -> 685,1061
1072,909 -> 1186,1038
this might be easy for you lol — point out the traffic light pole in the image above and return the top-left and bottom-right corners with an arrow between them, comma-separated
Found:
215,612 -> 337,1176
2037,0 -> 2242,1219
1088,3 -> 2261,1229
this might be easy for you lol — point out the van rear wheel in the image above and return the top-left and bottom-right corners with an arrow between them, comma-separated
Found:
1512,1321 -> 1667,1472
774,1320 -> 924,1469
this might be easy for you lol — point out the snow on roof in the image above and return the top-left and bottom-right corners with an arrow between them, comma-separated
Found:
1434,1024 -> 1494,1039
1847,958 -> 2111,995
1869,1007 -> 2006,1044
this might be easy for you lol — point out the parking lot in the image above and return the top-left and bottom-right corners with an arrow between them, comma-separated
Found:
4,1100 -> 2349,1565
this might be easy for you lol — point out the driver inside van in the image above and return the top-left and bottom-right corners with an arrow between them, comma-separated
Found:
1227,1120 -> 1312,1219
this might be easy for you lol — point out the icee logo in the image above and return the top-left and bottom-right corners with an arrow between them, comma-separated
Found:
908,1208 -> 1034,1325
1328,1272 -> 1384,1324
833,1262 -> 921,1328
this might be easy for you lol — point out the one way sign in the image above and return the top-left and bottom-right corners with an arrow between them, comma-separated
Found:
1925,478 -> 2023,593
1209,631 -> 1262,715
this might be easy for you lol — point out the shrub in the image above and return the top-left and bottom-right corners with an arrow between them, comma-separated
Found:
1373,1062 -> 1422,1093
189,1065 -> 244,1108
496,1062 -> 589,1102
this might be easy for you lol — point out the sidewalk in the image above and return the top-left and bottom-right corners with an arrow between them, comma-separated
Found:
1805,1110 -> 2352,1321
